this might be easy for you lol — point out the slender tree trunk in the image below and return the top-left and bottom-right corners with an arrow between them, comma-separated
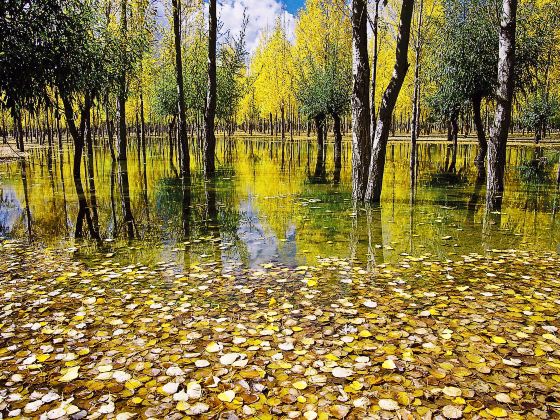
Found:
487,0 -> 517,210
85,103 -> 100,235
61,93 -> 100,241
172,0 -> 190,177
351,0 -> 371,201
314,114 -> 325,179
472,95 -> 487,163
410,0 -> 423,182
14,111 -> 24,152
204,0 -> 217,177
116,0 -> 128,161
55,90 -> 63,150
364,0 -> 414,202
448,113 -> 459,172
140,91 -> 146,162
105,96 -> 116,162
118,159 -> 135,239
281,102 -> 286,141
333,112 -> 343,184
370,0 -> 381,133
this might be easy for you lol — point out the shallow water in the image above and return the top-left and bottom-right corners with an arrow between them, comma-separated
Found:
0,138 -> 559,268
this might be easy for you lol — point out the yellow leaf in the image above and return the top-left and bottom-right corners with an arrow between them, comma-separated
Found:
218,390 -> 236,403
382,359 -> 396,369
492,336 -> 507,344
293,380 -> 308,390
125,379 -> 142,390
59,366 -> 80,382
206,342 -> 223,353
486,407 -> 508,417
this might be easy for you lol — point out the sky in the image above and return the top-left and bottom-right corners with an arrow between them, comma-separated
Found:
154,0 -> 306,53
282,0 -> 305,14
218,0 -> 304,52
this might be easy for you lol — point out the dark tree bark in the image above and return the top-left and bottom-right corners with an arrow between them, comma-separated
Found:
85,104 -> 99,234
172,0 -> 190,177
448,113 -> 459,172
313,114 -> 326,180
140,91 -> 146,163
332,113 -> 342,170
333,113 -> 343,184
61,93 -> 100,241
105,96 -> 116,161
117,0 -> 127,161
281,102 -> 286,141
118,159 -> 135,240
204,0 -> 217,177
487,0 -> 517,210
410,0 -> 423,182
364,0 -> 414,202
351,0 -> 371,201
472,95 -> 487,164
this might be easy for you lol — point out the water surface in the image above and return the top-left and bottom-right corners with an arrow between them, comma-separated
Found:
1,138 -> 559,268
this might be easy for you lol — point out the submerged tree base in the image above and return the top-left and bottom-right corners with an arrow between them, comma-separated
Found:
0,239 -> 559,419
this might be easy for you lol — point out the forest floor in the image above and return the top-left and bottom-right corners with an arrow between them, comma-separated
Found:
1,238 -> 559,419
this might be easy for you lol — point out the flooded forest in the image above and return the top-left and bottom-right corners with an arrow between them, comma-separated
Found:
1,0 -> 560,418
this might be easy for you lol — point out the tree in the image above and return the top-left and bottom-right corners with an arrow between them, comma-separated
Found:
364,0 -> 415,202
351,0 -> 371,201
410,0 -> 424,181
486,0 -> 518,210
425,0 -> 497,164
520,91 -> 560,142
204,0 -> 217,176
0,0 -> 65,152
116,0 -> 128,161
295,0 -> 352,175
216,16 -> 248,133
172,0 -> 190,177
249,20 -> 295,139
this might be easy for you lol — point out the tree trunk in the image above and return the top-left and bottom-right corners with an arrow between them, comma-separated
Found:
105,97 -> 116,162
281,102 -> 286,141
204,0 -> 217,177
314,114 -> 325,179
140,91 -> 146,163
61,93 -> 100,241
448,113 -> 459,172
364,0 -> 414,202
410,0 -> 423,182
351,0 -> 371,201
172,0 -> 190,177
370,0 -> 381,133
333,112 -> 342,184
472,95 -> 487,163
118,159 -> 135,239
487,0 -> 517,210
117,0 -> 128,161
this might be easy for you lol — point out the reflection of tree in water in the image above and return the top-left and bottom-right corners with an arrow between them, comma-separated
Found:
118,159 -> 136,240
517,147 -> 554,184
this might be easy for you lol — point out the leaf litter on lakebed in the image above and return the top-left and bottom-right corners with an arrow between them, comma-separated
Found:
0,239 -> 559,419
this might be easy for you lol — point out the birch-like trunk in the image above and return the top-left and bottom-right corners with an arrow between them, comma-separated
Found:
487,0 -> 517,210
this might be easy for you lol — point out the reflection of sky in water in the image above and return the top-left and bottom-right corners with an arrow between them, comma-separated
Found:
234,193 -> 298,268
0,187 -> 22,236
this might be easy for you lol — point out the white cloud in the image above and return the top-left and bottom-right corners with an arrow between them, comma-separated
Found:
217,0 -> 296,53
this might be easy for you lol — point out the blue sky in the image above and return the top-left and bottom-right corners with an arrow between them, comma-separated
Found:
283,0 -> 305,14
